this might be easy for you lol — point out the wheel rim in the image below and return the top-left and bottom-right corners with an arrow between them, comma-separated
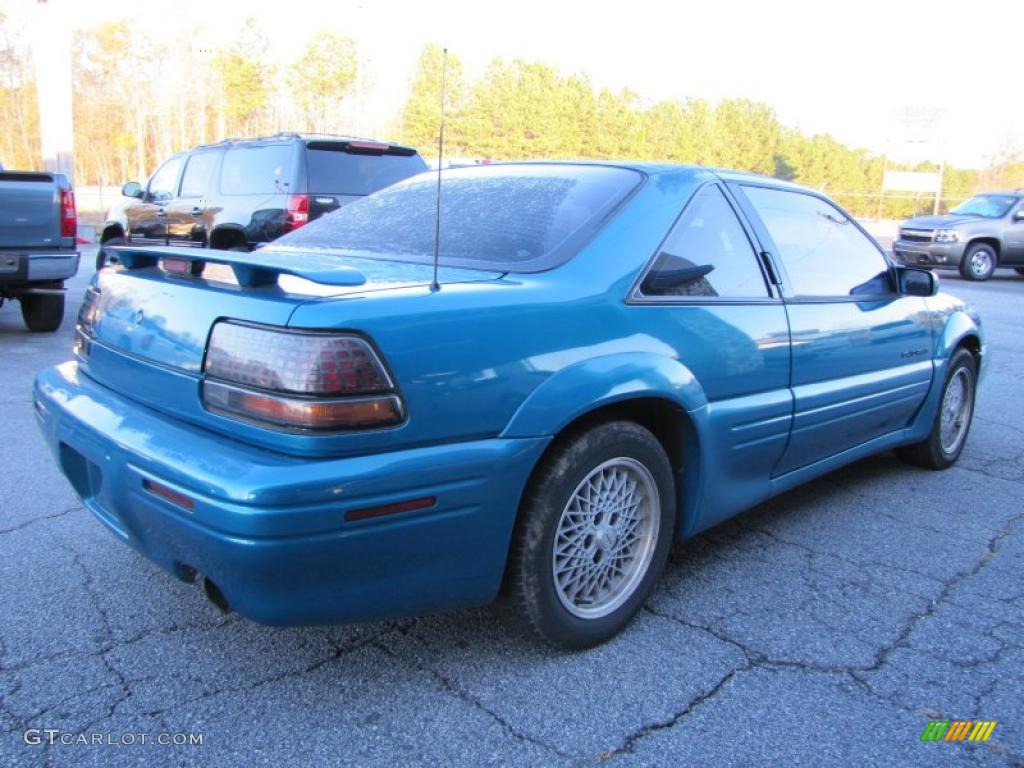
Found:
551,457 -> 660,619
940,368 -> 973,455
970,249 -> 992,276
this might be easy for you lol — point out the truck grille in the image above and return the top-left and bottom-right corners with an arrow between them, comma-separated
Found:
900,229 -> 934,243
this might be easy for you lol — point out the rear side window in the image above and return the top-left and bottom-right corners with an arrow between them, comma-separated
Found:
305,144 -> 428,195
273,164 -> 642,272
742,186 -> 892,298
219,144 -> 293,195
639,185 -> 768,299
179,151 -> 220,198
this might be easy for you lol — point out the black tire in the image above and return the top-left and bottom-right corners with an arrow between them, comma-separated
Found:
507,420 -> 675,649
20,293 -> 65,333
1015,268 -> 1024,276
96,236 -> 125,271
959,243 -> 997,281
896,348 -> 977,470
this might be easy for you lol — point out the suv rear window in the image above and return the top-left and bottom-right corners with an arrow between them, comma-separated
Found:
305,144 -> 428,195
272,164 -> 643,272
219,144 -> 293,195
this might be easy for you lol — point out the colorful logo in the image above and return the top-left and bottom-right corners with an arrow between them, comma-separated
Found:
921,721 -> 997,742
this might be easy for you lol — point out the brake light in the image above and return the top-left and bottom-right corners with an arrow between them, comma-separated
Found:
202,321 -> 404,431
60,188 -> 77,238
345,141 -> 390,154
285,194 -> 309,231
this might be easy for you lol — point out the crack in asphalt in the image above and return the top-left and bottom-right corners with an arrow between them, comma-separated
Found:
372,634 -> 574,763
0,505 -> 83,536
590,505 -> 1024,764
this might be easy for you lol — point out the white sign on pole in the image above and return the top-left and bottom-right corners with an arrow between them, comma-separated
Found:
882,171 -> 941,194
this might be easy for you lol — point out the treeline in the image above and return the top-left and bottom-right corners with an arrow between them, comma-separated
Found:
400,46 -> 1024,218
1,14 -> 359,188
2,13 -> 1023,218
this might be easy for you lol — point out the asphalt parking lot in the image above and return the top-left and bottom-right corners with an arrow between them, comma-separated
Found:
1,245 -> 1022,767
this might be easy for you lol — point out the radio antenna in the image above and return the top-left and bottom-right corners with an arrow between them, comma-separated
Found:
431,47 -> 448,293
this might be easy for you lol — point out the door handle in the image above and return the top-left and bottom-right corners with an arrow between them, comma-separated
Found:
190,207 -> 202,216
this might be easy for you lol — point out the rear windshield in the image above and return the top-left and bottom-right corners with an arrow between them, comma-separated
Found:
219,144 -> 294,195
272,164 -> 643,272
305,144 -> 428,195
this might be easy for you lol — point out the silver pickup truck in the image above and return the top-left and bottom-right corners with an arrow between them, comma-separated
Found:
892,191 -> 1024,281
0,169 -> 80,331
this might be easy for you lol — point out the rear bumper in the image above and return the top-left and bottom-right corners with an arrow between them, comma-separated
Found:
0,250 -> 79,284
33,362 -> 550,625
892,239 -> 965,268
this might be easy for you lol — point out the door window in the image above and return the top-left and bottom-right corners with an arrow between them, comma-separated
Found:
179,151 -> 220,199
742,186 -> 892,297
147,156 -> 184,202
639,184 -> 768,298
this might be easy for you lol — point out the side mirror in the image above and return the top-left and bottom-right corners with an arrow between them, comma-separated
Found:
121,181 -> 143,199
897,265 -> 939,297
1013,209 -> 1024,221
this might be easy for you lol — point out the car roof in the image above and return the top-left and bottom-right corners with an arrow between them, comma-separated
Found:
190,133 -> 419,154
470,160 -> 816,194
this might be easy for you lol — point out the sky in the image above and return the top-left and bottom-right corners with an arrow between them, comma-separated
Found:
9,0 -> 1023,169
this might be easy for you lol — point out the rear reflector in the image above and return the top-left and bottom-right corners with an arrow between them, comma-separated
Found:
143,478 -> 195,511
345,496 -> 436,522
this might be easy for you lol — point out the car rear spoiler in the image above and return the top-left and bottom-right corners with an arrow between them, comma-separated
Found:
109,245 -> 367,288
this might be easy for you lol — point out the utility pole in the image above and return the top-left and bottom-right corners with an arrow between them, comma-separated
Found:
32,0 -> 74,182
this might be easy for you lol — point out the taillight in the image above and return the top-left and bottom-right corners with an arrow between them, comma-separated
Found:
60,188 -> 77,238
73,286 -> 101,358
201,321 -> 404,431
284,194 -> 309,231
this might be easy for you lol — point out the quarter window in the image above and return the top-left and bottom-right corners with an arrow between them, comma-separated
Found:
742,186 -> 892,297
639,185 -> 768,298
219,144 -> 293,195
147,156 -> 183,201
179,151 -> 220,198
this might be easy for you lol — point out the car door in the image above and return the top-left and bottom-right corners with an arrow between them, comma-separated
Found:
1004,198 -> 1024,264
631,183 -> 792,531
166,150 -> 221,247
732,183 -> 934,476
126,154 -> 184,245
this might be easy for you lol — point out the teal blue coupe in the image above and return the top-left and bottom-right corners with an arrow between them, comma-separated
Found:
34,163 -> 984,648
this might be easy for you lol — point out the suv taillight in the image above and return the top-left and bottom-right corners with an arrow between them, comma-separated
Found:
284,194 -> 309,231
60,188 -> 77,238
201,321 -> 404,431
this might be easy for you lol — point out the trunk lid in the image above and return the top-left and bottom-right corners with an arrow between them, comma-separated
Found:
89,245 -> 500,373
80,245 -> 503,457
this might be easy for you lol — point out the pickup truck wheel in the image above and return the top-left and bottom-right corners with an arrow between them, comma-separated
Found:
20,293 -> 65,333
896,348 -> 976,470
959,243 -> 997,281
96,236 -> 125,271
508,421 -> 675,649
